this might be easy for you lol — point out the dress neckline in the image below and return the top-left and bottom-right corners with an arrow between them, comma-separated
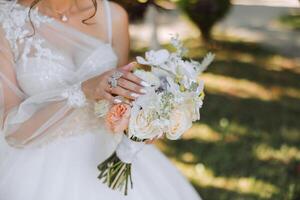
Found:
14,1 -> 111,46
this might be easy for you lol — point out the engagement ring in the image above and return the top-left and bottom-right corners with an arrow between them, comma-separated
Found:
108,71 -> 124,88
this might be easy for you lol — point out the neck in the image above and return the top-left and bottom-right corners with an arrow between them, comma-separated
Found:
41,0 -> 76,12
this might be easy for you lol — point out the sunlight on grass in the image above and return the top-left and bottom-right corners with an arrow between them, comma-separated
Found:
183,124 -> 222,142
174,161 -> 279,199
266,56 -> 300,74
203,73 -> 300,101
281,127 -> 300,142
279,13 -> 300,30
203,74 -> 276,101
213,50 -> 300,74
183,123 -> 246,143
254,143 -> 300,164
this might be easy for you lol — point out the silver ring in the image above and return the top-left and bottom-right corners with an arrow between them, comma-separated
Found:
108,71 -> 124,88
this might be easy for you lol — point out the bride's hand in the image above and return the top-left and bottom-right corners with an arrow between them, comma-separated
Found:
145,135 -> 163,144
81,62 -> 148,103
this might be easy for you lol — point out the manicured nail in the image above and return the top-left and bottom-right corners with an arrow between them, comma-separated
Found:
130,93 -> 140,98
141,81 -> 150,87
140,88 -> 147,94
124,62 -> 136,69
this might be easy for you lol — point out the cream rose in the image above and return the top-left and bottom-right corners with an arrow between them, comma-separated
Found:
166,107 -> 192,140
128,105 -> 163,140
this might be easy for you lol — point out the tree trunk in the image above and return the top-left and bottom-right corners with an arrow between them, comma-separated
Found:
145,4 -> 160,50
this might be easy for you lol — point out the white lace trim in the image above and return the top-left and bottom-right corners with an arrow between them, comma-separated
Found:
0,1 -> 63,63
61,83 -> 87,108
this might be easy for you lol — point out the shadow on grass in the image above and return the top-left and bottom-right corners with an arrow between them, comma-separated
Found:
214,39 -> 279,58
208,60 -> 300,89
201,93 -> 300,144
201,39 -> 300,88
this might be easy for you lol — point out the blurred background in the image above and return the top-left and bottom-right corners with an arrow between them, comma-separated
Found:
113,0 -> 300,199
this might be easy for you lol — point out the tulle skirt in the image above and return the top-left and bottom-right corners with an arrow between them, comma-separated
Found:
0,131 -> 201,200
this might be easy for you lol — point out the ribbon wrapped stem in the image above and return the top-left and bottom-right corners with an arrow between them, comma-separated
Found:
97,135 -> 145,195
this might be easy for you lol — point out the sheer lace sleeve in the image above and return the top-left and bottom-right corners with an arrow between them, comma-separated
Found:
0,30 -> 87,148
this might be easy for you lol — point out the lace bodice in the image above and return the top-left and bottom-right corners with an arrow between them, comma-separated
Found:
0,0 -> 121,148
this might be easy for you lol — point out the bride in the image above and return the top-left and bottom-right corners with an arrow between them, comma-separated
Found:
0,0 -> 202,199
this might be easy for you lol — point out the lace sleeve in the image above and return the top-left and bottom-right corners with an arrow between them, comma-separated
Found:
0,30 -> 88,148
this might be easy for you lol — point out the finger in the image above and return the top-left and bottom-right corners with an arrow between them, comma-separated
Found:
145,135 -> 162,144
121,70 -> 150,87
102,92 -> 114,102
145,137 -> 155,144
110,86 -> 140,100
145,140 -> 153,144
121,62 -> 137,72
118,78 -> 146,94
145,138 -> 156,144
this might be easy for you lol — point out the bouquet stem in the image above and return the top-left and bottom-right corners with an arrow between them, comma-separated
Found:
97,135 -> 145,195
97,152 -> 133,195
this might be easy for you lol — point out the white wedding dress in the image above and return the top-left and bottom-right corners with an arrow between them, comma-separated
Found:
0,1 -> 202,199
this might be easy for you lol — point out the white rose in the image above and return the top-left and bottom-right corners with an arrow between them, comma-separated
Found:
166,107 -> 193,140
128,104 -> 163,140
134,88 -> 160,108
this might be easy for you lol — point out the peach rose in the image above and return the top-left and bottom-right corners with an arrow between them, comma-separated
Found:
105,103 -> 131,133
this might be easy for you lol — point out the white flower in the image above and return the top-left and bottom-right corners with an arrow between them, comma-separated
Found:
128,89 -> 166,139
183,80 -> 204,121
134,70 -> 161,89
183,61 -> 198,78
166,107 -> 193,140
198,52 -> 215,73
195,80 -> 205,95
184,97 -> 203,121
166,77 -> 185,103
128,104 -> 163,140
170,34 -> 187,56
94,100 -> 111,117
136,49 -> 170,66
151,67 -> 174,79
134,88 -> 160,109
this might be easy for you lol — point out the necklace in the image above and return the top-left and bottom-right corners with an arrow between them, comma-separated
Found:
56,12 -> 69,22
41,2 -> 75,22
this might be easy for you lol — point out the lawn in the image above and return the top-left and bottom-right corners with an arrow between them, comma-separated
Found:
280,13 -> 300,30
131,35 -> 300,200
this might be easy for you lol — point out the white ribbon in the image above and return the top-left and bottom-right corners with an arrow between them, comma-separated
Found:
116,135 -> 145,164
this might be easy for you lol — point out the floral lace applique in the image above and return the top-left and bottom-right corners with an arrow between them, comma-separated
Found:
0,1 -> 63,63
61,82 -> 88,108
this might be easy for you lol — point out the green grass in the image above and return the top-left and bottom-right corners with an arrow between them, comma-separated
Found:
279,13 -> 300,30
131,36 -> 300,200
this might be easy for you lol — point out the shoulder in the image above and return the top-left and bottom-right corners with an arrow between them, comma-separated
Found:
108,1 -> 129,27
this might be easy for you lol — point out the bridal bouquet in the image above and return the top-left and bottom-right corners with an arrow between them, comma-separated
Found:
95,35 -> 214,195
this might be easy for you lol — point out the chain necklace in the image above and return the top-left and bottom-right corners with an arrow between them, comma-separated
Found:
41,1 -> 76,22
